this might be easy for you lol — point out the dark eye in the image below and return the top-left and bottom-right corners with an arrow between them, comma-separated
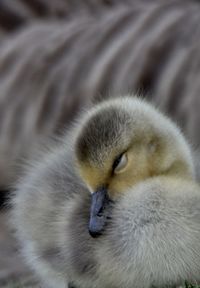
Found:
113,154 -> 123,171
112,153 -> 128,173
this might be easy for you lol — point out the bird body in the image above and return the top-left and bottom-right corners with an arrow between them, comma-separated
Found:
11,97 -> 200,288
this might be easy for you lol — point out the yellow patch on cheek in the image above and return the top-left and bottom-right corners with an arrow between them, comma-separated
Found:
108,176 -> 139,199
77,164 -> 108,193
108,153 -> 151,199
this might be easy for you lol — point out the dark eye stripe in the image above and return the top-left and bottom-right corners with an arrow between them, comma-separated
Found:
112,153 -> 123,171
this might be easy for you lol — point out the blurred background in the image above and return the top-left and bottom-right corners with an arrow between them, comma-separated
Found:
0,0 -> 200,286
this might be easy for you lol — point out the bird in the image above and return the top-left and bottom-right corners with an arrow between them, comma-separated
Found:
10,96 -> 200,288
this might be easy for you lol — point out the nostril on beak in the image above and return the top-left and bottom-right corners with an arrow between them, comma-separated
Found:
97,206 -> 103,217
89,187 -> 113,237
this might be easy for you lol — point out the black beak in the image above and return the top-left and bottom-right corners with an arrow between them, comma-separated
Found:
89,187 -> 111,238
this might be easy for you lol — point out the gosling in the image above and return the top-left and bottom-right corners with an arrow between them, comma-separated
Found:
11,96 -> 200,288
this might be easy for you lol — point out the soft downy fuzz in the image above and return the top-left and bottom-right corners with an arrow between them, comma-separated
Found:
11,96 -> 200,288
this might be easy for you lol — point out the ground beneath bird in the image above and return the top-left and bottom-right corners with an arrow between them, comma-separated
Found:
0,211 -> 199,288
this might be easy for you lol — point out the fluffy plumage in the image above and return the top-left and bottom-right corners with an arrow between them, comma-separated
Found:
11,97 -> 200,288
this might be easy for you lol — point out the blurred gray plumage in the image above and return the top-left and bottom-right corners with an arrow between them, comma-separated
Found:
11,97 -> 200,288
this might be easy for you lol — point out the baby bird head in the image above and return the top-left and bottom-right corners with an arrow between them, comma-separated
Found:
75,96 -> 194,237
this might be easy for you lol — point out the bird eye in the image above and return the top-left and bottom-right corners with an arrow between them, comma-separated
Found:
113,153 -> 128,173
